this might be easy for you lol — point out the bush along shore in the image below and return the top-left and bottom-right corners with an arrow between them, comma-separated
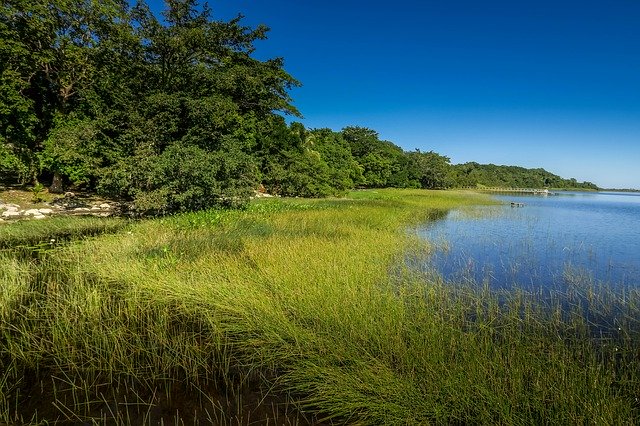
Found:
1,189 -> 639,424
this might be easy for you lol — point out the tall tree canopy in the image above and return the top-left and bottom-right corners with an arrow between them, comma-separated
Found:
341,126 -> 405,188
0,0 -> 306,212
0,0 -> 126,181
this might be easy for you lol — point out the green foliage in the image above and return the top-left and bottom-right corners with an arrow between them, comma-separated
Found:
341,126 -> 406,188
450,162 -> 599,189
309,128 -> 364,190
405,150 -> 453,189
259,125 -> 368,197
29,182 -> 45,203
340,127 -> 454,190
39,117 -> 103,187
257,122 -> 334,197
0,138 -> 28,182
0,0 -> 121,181
0,0 -> 306,211
100,142 -> 257,214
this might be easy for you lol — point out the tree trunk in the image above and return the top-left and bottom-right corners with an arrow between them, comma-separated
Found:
49,172 -> 64,193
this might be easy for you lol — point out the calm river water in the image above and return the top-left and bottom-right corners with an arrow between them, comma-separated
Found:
420,191 -> 640,290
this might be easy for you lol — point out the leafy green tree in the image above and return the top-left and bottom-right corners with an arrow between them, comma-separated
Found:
0,0 -> 129,185
0,137 -> 27,182
341,126 -> 405,188
309,128 -> 363,191
1,0 -> 303,210
405,150 -> 452,189
341,126 -> 381,158
97,0 -> 300,210
257,121 -> 336,197
100,141 -> 256,214
358,152 -> 391,187
39,117 -> 102,187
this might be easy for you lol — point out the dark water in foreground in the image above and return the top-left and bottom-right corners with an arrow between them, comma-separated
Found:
420,191 -> 640,290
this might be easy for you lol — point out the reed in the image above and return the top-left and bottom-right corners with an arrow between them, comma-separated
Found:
1,189 -> 638,424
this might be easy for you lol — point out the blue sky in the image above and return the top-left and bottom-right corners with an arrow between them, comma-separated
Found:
147,0 -> 640,188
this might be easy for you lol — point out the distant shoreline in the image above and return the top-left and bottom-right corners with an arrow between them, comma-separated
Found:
600,188 -> 640,193
550,188 -> 639,193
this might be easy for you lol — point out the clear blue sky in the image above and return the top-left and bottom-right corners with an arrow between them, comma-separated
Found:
147,0 -> 640,188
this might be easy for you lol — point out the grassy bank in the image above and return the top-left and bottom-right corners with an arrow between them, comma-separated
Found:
1,189 -> 639,424
0,216 -> 127,249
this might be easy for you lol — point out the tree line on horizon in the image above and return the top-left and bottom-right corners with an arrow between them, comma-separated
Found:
0,0 -> 598,214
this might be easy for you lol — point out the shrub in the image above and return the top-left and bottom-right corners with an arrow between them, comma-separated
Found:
99,143 -> 258,215
0,139 -> 29,183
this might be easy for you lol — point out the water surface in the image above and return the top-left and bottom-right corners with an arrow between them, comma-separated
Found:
420,191 -> 640,290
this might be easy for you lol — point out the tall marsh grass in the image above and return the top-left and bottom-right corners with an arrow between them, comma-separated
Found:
0,216 -> 127,254
1,189 -> 638,424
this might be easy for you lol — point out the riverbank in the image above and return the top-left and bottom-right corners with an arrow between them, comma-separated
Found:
1,189 -> 638,424
0,187 -> 121,221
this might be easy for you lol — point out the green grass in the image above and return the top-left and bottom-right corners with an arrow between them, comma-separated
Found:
0,216 -> 127,249
1,189 -> 638,424
0,186 -> 58,207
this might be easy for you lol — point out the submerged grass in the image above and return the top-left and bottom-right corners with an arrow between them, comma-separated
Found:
1,189 -> 639,424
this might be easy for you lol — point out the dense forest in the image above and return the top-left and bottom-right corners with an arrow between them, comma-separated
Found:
0,0 -> 598,214
450,163 -> 598,190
